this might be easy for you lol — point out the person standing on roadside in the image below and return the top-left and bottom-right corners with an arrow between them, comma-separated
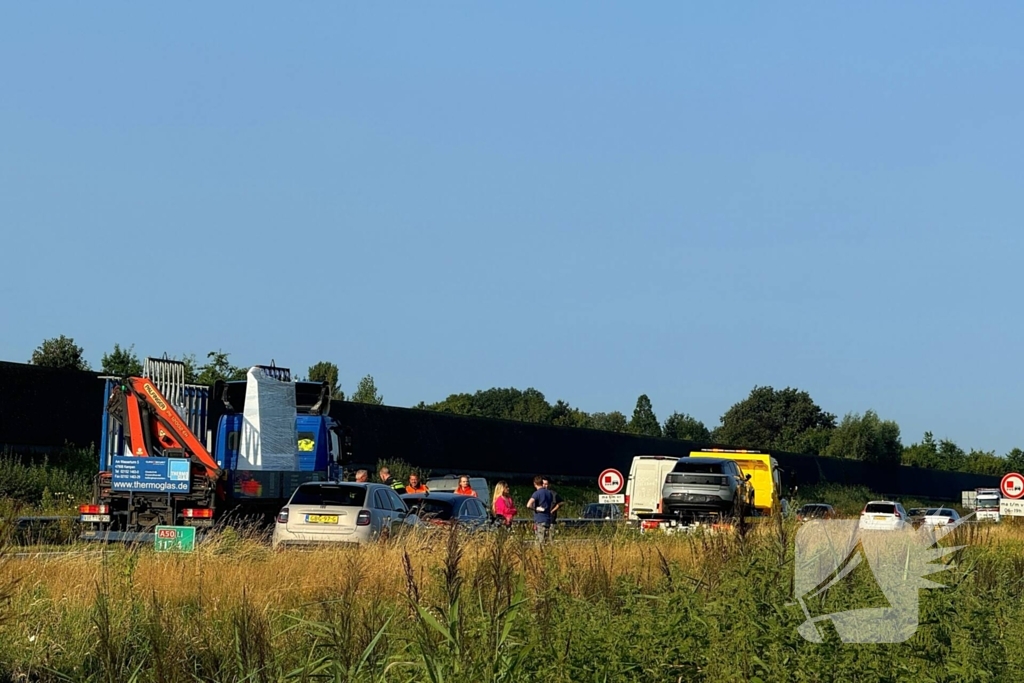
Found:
542,477 -> 562,525
527,475 -> 555,543
379,467 -> 405,492
492,481 -> 516,526
405,473 -> 429,494
354,469 -> 369,483
454,475 -> 478,497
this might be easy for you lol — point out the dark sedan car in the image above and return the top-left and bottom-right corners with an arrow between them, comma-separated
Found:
400,493 -> 495,532
795,503 -> 836,522
582,503 -> 623,520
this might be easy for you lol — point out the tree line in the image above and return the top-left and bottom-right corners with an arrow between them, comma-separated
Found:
27,335 -> 1023,476
27,335 -> 384,405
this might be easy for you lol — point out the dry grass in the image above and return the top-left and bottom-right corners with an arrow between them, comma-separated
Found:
3,520 -> 1024,682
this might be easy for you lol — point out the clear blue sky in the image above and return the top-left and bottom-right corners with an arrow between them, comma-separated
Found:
2,3 -> 1022,454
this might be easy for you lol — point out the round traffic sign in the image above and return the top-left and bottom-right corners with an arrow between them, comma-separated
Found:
1002,472 -> 1024,499
598,468 -> 624,495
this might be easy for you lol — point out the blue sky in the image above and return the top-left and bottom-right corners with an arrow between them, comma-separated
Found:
2,3 -> 1022,453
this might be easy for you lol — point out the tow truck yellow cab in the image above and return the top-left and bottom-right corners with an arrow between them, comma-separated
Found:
689,449 -> 782,516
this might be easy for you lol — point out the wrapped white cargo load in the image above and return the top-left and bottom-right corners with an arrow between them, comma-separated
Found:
237,367 -> 298,471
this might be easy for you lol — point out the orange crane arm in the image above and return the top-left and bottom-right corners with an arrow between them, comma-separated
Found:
110,377 -> 222,479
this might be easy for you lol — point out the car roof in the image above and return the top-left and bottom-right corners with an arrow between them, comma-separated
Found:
674,456 -> 729,465
866,500 -> 898,505
301,481 -> 371,489
401,492 -> 477,501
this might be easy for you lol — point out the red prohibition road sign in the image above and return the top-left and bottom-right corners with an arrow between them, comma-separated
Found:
599,468 -> 624,495
1001,472 -> 1024,499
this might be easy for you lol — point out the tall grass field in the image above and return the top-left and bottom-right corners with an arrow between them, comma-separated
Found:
1,520 -> 1023,683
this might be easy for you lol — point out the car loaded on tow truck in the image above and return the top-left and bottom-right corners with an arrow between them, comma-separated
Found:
79,357 -> 351,542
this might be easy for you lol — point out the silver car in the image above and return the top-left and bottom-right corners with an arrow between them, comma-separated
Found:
272,482 -> 416,549
660,457 -> 753,519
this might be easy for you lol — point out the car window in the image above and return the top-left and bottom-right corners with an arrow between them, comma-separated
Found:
864,503 -> 896,514
372,489 -> 389,510
385,488 -> 407,512
290,484 -> 366,507
469,500 -> 487,518
410,499 -> 454,520
672,461 -> 725,474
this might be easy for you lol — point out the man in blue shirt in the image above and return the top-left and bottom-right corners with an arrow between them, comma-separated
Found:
527,475 -> 556,544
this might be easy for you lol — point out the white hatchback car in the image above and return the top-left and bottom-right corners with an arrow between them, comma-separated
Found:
921,507 -> 961,528
859,500 -> 909,531
272,482 -> 416,549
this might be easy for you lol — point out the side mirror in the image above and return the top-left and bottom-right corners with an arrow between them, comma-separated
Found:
745,474 -> 752,481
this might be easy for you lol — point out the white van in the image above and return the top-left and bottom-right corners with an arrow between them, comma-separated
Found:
624,455 -> 679,521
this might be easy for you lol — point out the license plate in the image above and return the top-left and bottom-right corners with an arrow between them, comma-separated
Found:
305,514 -> 339,524
81,515 -> 110,523
874,516 -> 887,521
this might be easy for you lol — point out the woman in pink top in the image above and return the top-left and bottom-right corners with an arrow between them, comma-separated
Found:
492,481 -> 517,525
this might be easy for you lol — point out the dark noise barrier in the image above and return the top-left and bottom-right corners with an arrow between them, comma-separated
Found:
0,361 -> 1001,501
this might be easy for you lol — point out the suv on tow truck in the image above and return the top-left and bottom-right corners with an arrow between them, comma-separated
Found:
661,457 -> 753,520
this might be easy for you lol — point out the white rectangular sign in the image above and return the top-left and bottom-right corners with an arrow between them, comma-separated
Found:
999,498 -> 1024,517
598,494 -> 625,504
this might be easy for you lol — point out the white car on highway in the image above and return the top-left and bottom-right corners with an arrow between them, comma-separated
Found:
920,507 -> 961,528
272,482 -> 417,549
859,500 -> 909,531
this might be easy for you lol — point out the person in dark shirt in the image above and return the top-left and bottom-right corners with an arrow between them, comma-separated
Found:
527,475 -> 556,544
542,477 -> 562,524
378,467 -> 406,492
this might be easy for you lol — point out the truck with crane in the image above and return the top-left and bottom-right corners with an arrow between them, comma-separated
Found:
78,357 -> 351,541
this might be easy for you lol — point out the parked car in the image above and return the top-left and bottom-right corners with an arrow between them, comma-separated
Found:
401,493 -> 494,531
424,475 -> 492,508
795,503 -> 836,522
921,507 -> 961,528
858,501 -> 909,531
660,457 -> 753,520
582,503 -> 623,520
272,482 -> 415,549
906,507 -> 929,527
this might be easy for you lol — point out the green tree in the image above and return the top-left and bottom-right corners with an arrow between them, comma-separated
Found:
550,400 -> 592,428
196,351 -> 248,385
714,386 -> 836,454
352,374 -> 383,405
100,343 -> 143,377
628,394 -> 661,437
824,410 -> 903,465
308,361 -> 344,400
902,432 -> 967,471
590,411 -> 629,432
662,412 -> 712,443
420,387 -> 552,422
30,335 -> 90,371
179,353 -> 199,384
962,449 -> 1006,476
1006,448 -> 1024,474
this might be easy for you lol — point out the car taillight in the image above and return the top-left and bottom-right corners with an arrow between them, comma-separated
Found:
894,510 -> 901,519
79,505 -> 109,514
356,510 -> 371,526
624,494 -> 630,517
182,508 -> 214,519
276,508 -> 289,524
641,520 -> 660,530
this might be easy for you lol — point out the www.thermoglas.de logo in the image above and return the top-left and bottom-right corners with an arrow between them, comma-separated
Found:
792,513 -> 972,643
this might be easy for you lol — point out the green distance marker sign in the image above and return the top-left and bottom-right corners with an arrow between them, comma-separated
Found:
154,525 -> 196,552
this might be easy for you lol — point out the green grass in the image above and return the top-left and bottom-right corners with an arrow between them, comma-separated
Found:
2,521 -> 1023,682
